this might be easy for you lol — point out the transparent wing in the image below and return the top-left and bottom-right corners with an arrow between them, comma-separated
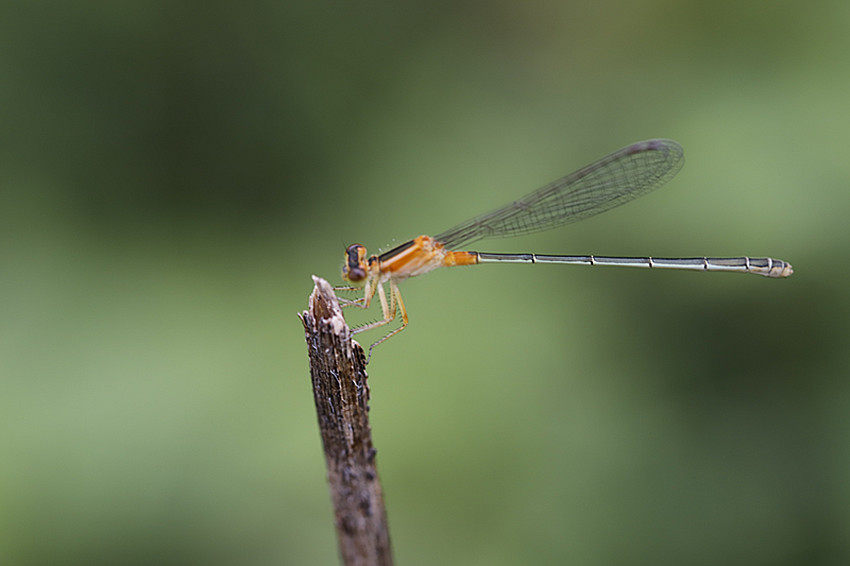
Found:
435,139 -> 684,250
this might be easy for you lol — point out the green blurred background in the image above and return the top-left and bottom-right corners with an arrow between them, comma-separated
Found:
2,1 -> 849,564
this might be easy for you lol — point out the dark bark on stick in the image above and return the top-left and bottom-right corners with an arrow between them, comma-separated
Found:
299,276 -> 393,566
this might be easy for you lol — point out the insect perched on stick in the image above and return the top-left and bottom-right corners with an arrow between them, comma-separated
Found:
336,139 -> 793,360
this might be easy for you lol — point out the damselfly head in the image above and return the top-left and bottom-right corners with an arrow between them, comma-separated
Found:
342,243 -> 368,282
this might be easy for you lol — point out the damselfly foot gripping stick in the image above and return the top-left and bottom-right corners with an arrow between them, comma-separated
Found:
337,139 -> 792,360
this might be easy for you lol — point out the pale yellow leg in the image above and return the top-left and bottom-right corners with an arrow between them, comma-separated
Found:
348,281 -> 397,334
337,276 -> 410,363
334,285 -> 367,307
362,280 -> 410,362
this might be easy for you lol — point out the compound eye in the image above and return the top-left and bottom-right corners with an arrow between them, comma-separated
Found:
346,266 -> 366,281
343,244 -> 368,282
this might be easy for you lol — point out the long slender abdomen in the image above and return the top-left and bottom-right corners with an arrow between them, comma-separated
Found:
475,252 -> 793,278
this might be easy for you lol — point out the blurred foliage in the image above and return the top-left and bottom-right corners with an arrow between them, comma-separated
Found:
2,1 -> 849,565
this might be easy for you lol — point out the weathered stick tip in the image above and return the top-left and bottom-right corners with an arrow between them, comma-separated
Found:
305,276 -> 352,338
